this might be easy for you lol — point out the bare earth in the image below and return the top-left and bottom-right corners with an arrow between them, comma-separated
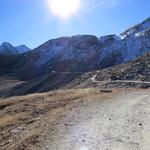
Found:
41,89 -> 150,150
0,88 -> 150,150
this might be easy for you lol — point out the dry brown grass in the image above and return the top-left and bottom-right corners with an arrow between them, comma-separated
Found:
0,112 -> 29,128
0,88 -> 118,150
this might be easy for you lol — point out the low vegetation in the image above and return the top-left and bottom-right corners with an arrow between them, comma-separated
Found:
0,88 -> 109,150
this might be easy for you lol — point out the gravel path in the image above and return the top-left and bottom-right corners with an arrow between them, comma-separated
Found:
91,74 -> 150,84
42,90 -> 150,150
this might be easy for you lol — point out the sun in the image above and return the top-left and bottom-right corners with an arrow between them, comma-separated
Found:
47,0 -> 81,20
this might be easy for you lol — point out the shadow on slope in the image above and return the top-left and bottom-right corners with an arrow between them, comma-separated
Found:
5,72 -> 85,97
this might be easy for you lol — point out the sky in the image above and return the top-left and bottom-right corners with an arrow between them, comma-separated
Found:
0,0 -> 150,48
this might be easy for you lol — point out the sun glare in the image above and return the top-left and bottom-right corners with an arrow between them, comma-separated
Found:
47,0 -> 81,19
79,147 -> 89,150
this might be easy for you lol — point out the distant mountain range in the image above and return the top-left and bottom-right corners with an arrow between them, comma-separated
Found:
0,17 -> 150,88
15,45 -> 31,53
0,42 -> 31,55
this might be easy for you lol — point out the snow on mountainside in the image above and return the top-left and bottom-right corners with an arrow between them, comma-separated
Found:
98,17 -> 150,63
18,17 -> 150,80
19,35 -> 100,79
0,42 -> 19,55
16,45 -> 31,53
33,35 -> 99,66
96,52 -> 150,82
0,17 -> 148,80
120,17 -> 150,38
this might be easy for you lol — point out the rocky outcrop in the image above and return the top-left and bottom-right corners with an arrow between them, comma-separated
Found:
95,52 -> 150,82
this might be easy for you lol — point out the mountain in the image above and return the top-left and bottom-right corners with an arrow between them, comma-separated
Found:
0,17 -> 150,81
19,35 -> 101,79
1,17 -> 150,96
5,51 -> 150,97
0,42 -> 28,75
98,18 -> 150,64
0,42 -> 19,55
121,17 -> 150,38
95,52 -> 150,82
0,42 -> 31,55
0,54 -> 23,75
17,17 -> 150,80
60,52 -> 150,89
15,45 -> 31,53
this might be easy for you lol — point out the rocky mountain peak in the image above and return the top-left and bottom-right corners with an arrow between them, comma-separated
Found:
121,17 -> 150,38
15,45 -> 31,53
1,42 -> 14,48
0,42 -> 19,55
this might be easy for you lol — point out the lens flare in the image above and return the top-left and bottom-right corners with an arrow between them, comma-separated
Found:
47,0 -> 81,19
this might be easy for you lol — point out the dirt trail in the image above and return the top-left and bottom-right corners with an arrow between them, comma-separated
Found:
91,74 -> 150,84
42,90 -> 150,150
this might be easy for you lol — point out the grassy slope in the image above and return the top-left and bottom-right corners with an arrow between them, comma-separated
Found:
0,88 -> 106,150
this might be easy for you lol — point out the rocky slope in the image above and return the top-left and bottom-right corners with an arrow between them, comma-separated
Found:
18,35 -> 100,80
98,17 -> 150,64
67,51 -> 150,89
121,17 -> 150,38
0,54 -> 23,75
3,51 -> 150,97
70,52 -> 150,89
95,52 -> 150,82
0,17 -> 150,93
18,17 -> 150,80
0,43 -> 30,75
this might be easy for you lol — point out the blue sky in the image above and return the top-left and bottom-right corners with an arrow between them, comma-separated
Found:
0,0 -> 150,48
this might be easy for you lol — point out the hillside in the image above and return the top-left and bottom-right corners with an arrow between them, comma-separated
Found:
16,17 -> 150,80
0,17 -> 150,96
0,88 -> 102,149
83,52 -> 150,89
71,52 -> 150,89
95,52 -> 150,82
0,18 -> 149,81
2,51 -> 149,97
0,17 -> 150,150
1,88 -> 150,150
0,54 -> 24,75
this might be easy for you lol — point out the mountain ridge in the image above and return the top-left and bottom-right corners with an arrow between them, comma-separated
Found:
0,17 -> 150,82
0,42 -> 31,55
0,42 -> 19,55
4,51 -> 150,97
18,17 -> 150,80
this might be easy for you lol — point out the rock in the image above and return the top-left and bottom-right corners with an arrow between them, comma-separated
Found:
100,89 -> 113,93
